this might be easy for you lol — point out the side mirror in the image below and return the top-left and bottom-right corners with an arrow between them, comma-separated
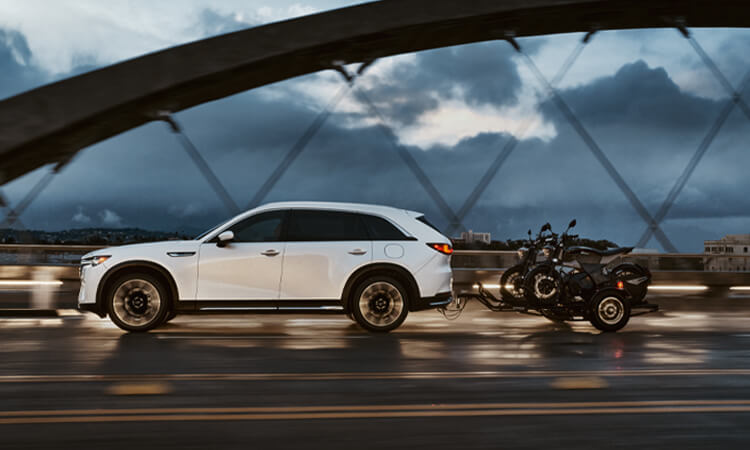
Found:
527,229 -> 532,237
216,230 -> 235,247
569,219 -> 577,228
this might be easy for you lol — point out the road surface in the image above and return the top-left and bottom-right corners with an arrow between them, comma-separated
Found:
1,299 -> 749,449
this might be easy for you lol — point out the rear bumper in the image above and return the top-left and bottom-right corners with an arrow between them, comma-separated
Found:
410,291 -> 452,311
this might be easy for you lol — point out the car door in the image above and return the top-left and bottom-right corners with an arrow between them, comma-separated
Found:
279,209 -> 372,300
197,210 -> 287,300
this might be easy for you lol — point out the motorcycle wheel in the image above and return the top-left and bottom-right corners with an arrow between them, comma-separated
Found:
500,265 -> 526,303
524,264 -> 561,306
613,264 -> 648,303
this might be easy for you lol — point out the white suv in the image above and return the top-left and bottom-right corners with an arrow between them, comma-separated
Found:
78,202 -> 453,332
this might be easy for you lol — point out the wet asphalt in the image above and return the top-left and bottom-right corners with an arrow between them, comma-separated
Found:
1,296 -> 750,449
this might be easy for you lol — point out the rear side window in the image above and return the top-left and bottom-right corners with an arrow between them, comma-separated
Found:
228,210 -> 286,242
360,214 -> 411,240
287,210 -> 369,241
416,215 -> 442,233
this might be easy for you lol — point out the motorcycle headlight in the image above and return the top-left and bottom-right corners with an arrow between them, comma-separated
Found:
543,247 -> 552,257
517,248 -> 528,258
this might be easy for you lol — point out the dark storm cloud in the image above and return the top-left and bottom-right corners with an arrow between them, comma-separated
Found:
526,59 -> 750,248
363,41 -> 522,126
544,60 -> 719,130
0,29 -> 45,99
4,20 -> 750,252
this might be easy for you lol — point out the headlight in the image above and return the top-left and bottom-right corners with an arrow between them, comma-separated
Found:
92,255 -> 111,266
543,247 -> 552,257
81,255 -> 111,267
517,248 -> 528,258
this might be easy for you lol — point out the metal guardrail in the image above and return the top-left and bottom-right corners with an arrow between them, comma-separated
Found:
0,244 -> 103,265
1,246 -> 750,310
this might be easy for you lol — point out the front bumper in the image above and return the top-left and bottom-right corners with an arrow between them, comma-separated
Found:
77,262 -> 109,316
410,291 -> 452,311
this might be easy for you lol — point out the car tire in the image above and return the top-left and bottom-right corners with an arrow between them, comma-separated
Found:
589,291 -> 631,332
350,276 -> 409,333
107,272 -> 169,332
163,309 -> 178,324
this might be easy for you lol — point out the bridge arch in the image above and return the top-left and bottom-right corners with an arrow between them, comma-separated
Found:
0,0 -> 748,183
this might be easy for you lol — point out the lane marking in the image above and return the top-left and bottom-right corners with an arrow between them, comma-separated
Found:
105,382 -> 172,396
2,368 -> 750,383
155,335 -> 371,340
1,404 -> 750,424
2,399 -> 750,418
550,376 -> 608,390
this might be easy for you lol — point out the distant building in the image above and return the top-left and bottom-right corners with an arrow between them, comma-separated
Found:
704,234 -> 750,272
455,230 -> 491,245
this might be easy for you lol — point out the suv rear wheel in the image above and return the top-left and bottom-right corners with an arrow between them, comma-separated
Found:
351,276 -> 409,332
107,273 -> 169,332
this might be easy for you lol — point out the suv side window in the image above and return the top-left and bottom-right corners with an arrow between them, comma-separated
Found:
228,210 -> 286,242
287,210 -> 369,241
360,214 -> 412,240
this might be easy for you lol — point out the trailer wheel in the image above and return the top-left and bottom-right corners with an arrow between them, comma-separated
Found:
589,291 -> 631,332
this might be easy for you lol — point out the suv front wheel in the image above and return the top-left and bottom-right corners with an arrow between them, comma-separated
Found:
351,276 -> 409,332
107,273 -> 169,332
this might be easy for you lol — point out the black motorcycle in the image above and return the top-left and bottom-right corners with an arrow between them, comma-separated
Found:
453,220 -> 657,332
499,223 -> 557,303
522,219 -> 651,330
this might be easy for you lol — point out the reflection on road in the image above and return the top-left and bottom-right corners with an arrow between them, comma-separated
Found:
2,301 -> 750,448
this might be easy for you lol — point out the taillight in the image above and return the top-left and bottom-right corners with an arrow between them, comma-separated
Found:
616,281 -> 624,290
428,243 -> 453,255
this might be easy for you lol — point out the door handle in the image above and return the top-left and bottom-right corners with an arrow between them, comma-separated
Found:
261,249 -> 280,257
348,249 -> 367,255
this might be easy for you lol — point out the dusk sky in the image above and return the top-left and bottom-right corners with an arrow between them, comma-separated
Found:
1,1 -> 750,252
